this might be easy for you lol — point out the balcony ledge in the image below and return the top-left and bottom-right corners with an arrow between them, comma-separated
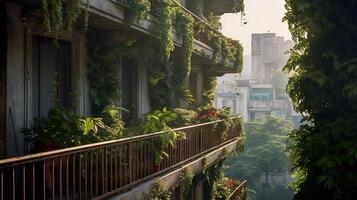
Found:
87,0 -> 238,73
109,138 -> 243,200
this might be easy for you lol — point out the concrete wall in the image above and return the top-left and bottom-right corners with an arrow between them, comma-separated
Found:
6,3 -> 25,157
0,2 -> 7,158
251,33 -> 292,83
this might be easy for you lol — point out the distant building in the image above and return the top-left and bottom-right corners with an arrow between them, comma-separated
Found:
216,33 -> 302,125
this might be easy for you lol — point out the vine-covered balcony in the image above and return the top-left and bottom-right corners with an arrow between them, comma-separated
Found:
86,0 -> 243,73
0,117 -> 243,199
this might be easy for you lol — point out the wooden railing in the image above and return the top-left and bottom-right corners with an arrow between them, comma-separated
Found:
228,180 -> 247,200
0,118 -> 241,200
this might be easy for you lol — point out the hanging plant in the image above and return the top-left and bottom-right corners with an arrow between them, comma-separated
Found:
195,13 -> 244,73
41,0 -> 87,36
173,9 -> 195,105
115,0 -> 151,24
202,75 -> 217,106
151,0 -> 175,63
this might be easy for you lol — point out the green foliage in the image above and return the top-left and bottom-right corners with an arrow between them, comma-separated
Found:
41,0 -> 86,36
22,105 -> 125,149
169,108 -> 197,127
186,0 -> 201,16
283,0 -> 357,199
224,117 -> 294,200
179,167 -> 194,196
118,0 -> 151,24
205,152 -> 242,200
133,108 -> 186,163
146,180 -> 172,200
173,9 -> 195,104
195,14 -> 244,72
202,75 -> 217,106
87,31 -> 133,115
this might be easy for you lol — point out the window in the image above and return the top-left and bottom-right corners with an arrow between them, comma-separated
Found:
32,36 -> 71,117
250,88 -> 274,101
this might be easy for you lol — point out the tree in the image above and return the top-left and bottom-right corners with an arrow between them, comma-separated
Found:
283,1 -> 357,199
225,117 -> 294,200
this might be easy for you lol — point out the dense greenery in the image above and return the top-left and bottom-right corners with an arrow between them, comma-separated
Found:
40,0 -> 244,109
41,0 -> 88,36
225,117 -> 294,200
87,31 -> 134,115
22,105 -> 125,149
283,1 -> 357,199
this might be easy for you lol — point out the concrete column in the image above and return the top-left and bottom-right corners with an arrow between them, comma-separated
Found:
0,2 -> 7,158
6,2 -> 25,157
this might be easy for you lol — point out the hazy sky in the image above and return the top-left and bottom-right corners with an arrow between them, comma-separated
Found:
220,0 -> 291,55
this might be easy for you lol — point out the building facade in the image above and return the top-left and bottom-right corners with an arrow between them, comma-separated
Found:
0,0 -> 246,199
215,33 -> 300,125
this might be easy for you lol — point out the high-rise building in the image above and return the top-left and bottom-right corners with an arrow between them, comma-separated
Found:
216,33 -> 302,125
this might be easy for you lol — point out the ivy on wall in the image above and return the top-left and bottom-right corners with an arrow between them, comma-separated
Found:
118,0 -> 151,24
87,31 -> 134,115
41,0 -> 89,36
196,13 -> 243,72
40,0 -> 244,111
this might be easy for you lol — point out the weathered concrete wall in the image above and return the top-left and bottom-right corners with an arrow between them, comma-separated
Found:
0,2 -> 7,158
6,2 -> 25,157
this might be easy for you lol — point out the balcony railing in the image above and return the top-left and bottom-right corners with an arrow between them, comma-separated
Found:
0,118 -> 241,200
228,180 -> 247,200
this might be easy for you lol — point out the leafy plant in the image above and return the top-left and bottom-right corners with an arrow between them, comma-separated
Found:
134,108 -> 186,163
87,31 -> 134,115
118,0 -> 151,24
146,180 -> 172,200
179,167 -> 194,196
283,0 -> 357,199
23,105 -> 125,150
41,0 -> 87,36
224,117 -> 294,200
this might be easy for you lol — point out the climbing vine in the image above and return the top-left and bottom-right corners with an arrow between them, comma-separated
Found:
195,13 -> 243,72
87,31 -> 134,115
146,180 -> 172,200
179,167 -> 194,197
41,0 -> 88,36
202,75 -> 217,106
173,9 -> 195,105
118,0 -> 151,24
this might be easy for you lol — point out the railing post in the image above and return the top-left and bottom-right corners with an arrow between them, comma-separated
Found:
128,142 -> 132,184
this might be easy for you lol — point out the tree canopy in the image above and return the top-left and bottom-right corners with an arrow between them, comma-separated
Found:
225,117 -> 294,200
283,0 -> 357,199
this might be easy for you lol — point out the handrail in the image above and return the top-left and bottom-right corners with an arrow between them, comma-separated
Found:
0,116 -> 239,166
0,117 -> 241,200
228,180 -> 247,200
170,0 -> 222,35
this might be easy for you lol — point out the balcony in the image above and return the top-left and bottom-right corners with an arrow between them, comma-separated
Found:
86,0 -> 242,73
0,118 -> 242,199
